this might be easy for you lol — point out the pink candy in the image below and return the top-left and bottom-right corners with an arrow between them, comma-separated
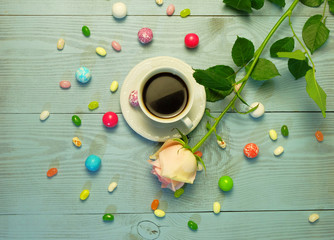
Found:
138,28 -> 153,44
59,80 -> 71,89
129,90 -> 139,107
111,41 -> 121,52
166,4 -> 175,16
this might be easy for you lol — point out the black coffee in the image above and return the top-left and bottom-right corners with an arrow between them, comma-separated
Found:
143,72 -> 188,119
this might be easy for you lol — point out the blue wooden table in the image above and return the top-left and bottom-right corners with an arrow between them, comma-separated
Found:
1,0 -> 334,239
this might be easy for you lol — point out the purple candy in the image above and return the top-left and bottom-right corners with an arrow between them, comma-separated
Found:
138,28 -> 153,44
129,90 -> 139,107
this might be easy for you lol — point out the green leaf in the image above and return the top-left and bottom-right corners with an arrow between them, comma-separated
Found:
329,0 -> 334,14
236,91 -> 249,106
172,138 -> 185,145
277,50 -> 306,60
232,104 -> 258,115
246,58 -> 280,80
205,108 -> 215,118
251,0 -> 264,9
302,15 -> 330,54
232,36 -> 255,67
305,69 -> 327,117
193,65 -> 236,91
270,37 -> 294,58
206,121 -> 212,131
223,0 -> 252,12
300,0 -> 324,7
268,0 -> 286,7
205,87 -> 233,102
174,128 -> 188,145
195,155 -> 206,172
288,58 -> 312,80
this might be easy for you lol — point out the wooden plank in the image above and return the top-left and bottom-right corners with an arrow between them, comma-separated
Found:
0,112 -> 333,214
0,16 -> 333,113
1,211 -> 333,239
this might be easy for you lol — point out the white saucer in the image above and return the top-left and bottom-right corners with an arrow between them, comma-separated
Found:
120,56 -> 206,142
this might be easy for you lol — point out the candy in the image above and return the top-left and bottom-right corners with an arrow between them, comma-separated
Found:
218,176 -> 233,192
85,155 -> 101,172
96,47 -> 107,57
249,102 -> 265,118
166,4 -> 175,16
184,33 -> 199,48
217,140 -> 226,149
156,0 -> 163,5
110,81 -> 119,92
72,137 -> 82,148
188,220 -> 198,231
59,80 -> 71,89
47,168 -> 58,177
57,38 -> 65,50
72,115 -> 81,126
274,146 -> 284,156
108,182 -> 118,193
82,25 -> 90,37
111,41 -> 121,52
102,111 -> 118,128
213,202 -> 221,214
315,130 -> 323,142
154,209 -> 165,218
174,188 -> 184,198
151,199 -> 159,210
269,129 -> 278,141
40,110 -> 50,121
75,67 -> 91,84
103,213 -> 114,222
197,163 -> 204,171
281,125 -> 289,137
80,189 -> 90,200
112,2 -> 127,19
180,8 -> 190,18
129,90 -> 139,107
308,213 -> 319,223
138,28 -> 153,44
243,143 -> 259,158
194,151 -> 202,157
88,101 -> 99,110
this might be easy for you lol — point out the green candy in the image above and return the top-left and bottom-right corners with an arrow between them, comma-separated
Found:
218,176 -> 233,192
180,8 -> 190,18
103,213 -> 114,222
281,125 -> 289,137
82,25 -> 90,37
72,115 -> 81,126
88,101 -> 99,110
188,220 -> 198,231
174,188 -> 184,198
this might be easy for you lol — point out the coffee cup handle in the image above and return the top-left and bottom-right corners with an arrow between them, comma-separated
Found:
181,116 -> 193,129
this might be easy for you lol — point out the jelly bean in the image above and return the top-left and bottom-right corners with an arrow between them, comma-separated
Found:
249,102 -> 265,118
281,125 -> 289,137
103,213 -> 114,222
80,189 -> 90,200
108,182 -> 118,193
40,110 -> 50,121
315,130 -> 324,142
57,38 -> 65,50
88,101 -> 99,110
166,4 -> 175,16
102,111 -> 118,128
174,188 -> 184,198
194,151 -> 202,158
213,202 -> 221,214
138,28 -> 153,44
269,129 -> 278,141
59,80 -> 71,89
129,90 -> 139,107
96,47 -> 107,57
308,213 -> 319,223
151,199 -> 159,210
274,146 -> 284,156
217,140 -> 226,149
47,167 -> 58,177
218,176 -> 233,192
72,115 -> 81,126
75,67 -> 92,84
180,8 -> 190,18
85,155 -> 101,172
156,0 -> 163,6
188,220 -> 198,231
154,209 -> 165,218
82,25 -> 90,37
243,143 -> 259,158
184,33 -> 199,48
110,81 -> 119,92
111,41 -> 121,52
72,137 -> 82,148
112,2 -> 127,19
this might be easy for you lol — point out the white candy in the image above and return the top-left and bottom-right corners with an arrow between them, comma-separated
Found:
308,213 -> 319,223
112,2 -> 127,19
40,110 -> 50,121
217,140 -> 226,149
197,163 -> 203,172
108,182 -> 118,192
269,129 -> 278,141
274,146 -> 284,156
213,202 -> 221,214
249,102 -> 265,118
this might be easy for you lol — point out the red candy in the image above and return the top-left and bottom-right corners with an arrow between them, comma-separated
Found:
102,111 -> 118,128
315,130 -> 324,142
47,168 -> 58,178
194,151 -> 203,158
138,28 -> 153,44
184,33 -> 199,48
243,143 -> 259,158
151,199 -> 159,210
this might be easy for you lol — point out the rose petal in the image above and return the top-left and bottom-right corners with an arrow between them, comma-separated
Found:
152,139 -> 182,159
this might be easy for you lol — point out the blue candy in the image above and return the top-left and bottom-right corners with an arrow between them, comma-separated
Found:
85,155 -> 101,172
75,67 -> 92,83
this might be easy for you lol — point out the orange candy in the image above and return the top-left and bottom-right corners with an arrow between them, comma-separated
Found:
47,168 -> 58,177
315,130 -> 324,142
151,199 -> 159,210
194,151 -> 203,157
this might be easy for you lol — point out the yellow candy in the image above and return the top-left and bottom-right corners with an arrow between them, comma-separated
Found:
269,129 -> 278,141
72,137 -> 82,147
96,47 -> 107,57
154,209 -> 165,218
110,81 -> 119,92
80,189 -> 90,200
213,202 -> 221,214
57,38 -> 65,50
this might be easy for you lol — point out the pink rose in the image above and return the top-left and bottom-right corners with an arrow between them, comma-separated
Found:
148,139 -> 197,191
